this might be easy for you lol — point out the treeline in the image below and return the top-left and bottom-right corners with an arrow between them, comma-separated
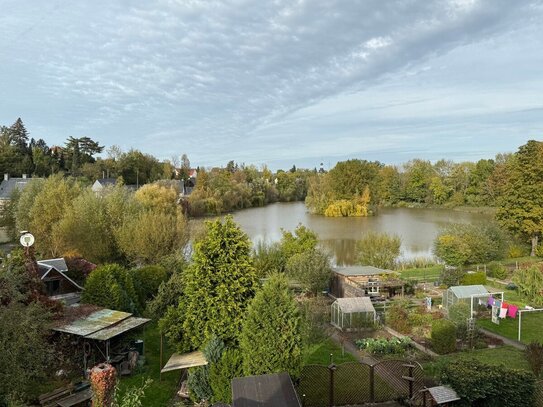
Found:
306,156 -> 510,216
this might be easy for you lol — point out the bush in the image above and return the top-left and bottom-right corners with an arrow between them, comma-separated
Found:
385,300 -> 411,334
286,249 -> 332,295
447,302 -> 470,340
487,261 -> 508,280
209,349 -> 243,404
460,271 -> 486,286
81,264 -> 141,314
440,360 -> 536,407
508,244 -> 529,258
440,266 -> 464,287
131,265 -> 168,306
431,319 -> 456,354
355,337 -> 411,355
525,341 -> 543,377
187,337 -> 225,402
356,231 -> 401,270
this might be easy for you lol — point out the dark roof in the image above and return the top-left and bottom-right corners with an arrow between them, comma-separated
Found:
231,372 -> 301,407
333,265 -> 394,276
0,177 -> 41,199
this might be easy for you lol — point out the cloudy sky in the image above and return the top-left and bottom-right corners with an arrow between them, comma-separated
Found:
0,0 -> 542,169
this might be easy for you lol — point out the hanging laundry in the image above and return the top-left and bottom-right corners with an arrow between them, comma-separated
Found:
487,295 -> 495,306
499,307 -> 508,319
501,301 -> 509,309
495,300 -> 502,308
525,305 -> 534,310
508,305 -> 518,318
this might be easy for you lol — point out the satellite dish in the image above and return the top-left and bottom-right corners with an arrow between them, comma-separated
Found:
20,232 -> 35,247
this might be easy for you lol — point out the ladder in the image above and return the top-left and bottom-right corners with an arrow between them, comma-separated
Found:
466,318 -> 476,348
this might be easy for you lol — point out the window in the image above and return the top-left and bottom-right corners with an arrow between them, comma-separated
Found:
367,281 -> 379,295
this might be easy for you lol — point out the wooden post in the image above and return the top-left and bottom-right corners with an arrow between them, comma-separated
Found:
369,364 -> 375,403
328,364 -> 336,407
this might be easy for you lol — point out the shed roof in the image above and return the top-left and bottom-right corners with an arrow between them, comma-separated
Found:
427,385 -> 460,404
53,307 -> 132,337
161,351 -> 208,373
333,265 -> 394,276
38,258 -> 69,273
231,372 -> 301,407
448,285 -> 489,299
334,297 -> 376,313
85,316 -> 150,341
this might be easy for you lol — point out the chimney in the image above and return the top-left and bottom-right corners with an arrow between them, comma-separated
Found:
4,173 -> 8,181
22,174 -> 27,179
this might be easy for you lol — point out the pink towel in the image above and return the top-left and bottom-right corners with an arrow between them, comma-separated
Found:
508,305 -> 518,318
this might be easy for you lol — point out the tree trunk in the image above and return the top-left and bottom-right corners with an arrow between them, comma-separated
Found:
531,235 -> 539,257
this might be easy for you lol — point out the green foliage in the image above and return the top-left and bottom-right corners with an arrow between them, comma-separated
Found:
286,249 -> 331,294
174,216 -> 257,351
146,271 -> 184,319
0,188 -> 20,241
525,341 -> 543,377
187,337 -> 225,402
486,261 -> 508,280
460,271 -> 486,286
81,264 -> 141,313
434,223 -> 506,266
0,302 -> 53,404
440,359 -> 536,407
512,265 -> 543,306
356,231 -> 401,269
113,378 -> 152,407
131,265 -> 168,306
280,224 -> 318,259
355,337 -> 411,355
209,348 -> 243,404
431,319 -> 457,354
240,273 -> 305,378
252,241 -> 286,277
385,300 -> 411,334
496,140 -> 543,256
448,302 -> 471,340
439,266 -> 465,287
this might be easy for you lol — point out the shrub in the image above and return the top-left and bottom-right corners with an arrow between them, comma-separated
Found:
525,341 -> 543,377
460,271 -> 486,286
385,300 -> 411,334
356,231 -> 401,270
440,267 -> 465,287
187,337 -> 225,402
508,244 -> 529,258
440,360 -> 536,407
81,264 -> 141,314
431,319 -> 456,354
252,241 -> 286,277
286,249 -> 332,295
355,337 -> 411,355
209,349 -> 243,404
131,265 -> 168,306
447,302 -> 470,340
487,261 -> 508,280
146,271 -> 184,319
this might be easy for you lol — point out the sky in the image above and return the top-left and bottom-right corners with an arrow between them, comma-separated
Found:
0,0 -> 542,170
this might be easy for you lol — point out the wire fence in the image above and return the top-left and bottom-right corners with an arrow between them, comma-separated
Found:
535,379 -> 543,407
296,359 -> 425,407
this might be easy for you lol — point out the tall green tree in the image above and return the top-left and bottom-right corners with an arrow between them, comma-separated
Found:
496,140 -> 543,256
170,216 -> 257,351
239,273 -> 305,377
356,231 -> 401,269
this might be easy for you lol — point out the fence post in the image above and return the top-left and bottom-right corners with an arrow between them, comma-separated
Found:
369,364 -> 375,403
328,364 -> 336,407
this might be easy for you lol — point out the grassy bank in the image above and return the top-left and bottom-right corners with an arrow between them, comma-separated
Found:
477,313 -> 543,344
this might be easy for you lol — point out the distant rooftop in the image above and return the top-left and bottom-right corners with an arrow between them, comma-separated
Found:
333,265 -> 394,276
0,174 -> 42,199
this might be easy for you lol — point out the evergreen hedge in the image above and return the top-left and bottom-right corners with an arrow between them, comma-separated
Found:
431,319 -> 456,354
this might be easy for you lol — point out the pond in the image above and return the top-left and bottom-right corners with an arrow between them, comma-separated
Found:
194,202 -> 493,266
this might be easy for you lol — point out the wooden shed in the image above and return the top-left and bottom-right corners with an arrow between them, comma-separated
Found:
330,265 -> 402,298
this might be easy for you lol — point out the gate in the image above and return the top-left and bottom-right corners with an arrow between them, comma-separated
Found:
297,360 -> 425,407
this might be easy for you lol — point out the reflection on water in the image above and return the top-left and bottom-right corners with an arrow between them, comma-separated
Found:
191,202 -> 493,266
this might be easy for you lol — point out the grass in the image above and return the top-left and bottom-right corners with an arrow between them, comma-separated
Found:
400,265 -> 443,281
117,322 -> 180,407
304,338 -> 358,365
422,346 -> 530,379
477,312 -> 543,344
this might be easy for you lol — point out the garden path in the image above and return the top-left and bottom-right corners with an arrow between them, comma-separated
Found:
478,327 -> 526,350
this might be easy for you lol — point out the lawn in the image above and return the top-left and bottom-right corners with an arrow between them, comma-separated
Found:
477,312 -> 543,344
423,346 -> 530,378
117,322 -> 181,407
304,338 -> 358,365
400,265 -> 443,281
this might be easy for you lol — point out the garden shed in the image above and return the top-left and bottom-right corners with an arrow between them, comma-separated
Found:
331,297 -> 376,331
442,285 -> 489,313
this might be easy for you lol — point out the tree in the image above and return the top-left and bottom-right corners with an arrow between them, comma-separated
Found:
356,231 -> 401,269
81,264 -> 141,314
134,183 -> 179,215
252,241 -> 286,277
0,302 -> 53,404
209,348 -> 243,404
240,273 -> 305,378
114,209 -> 188,265
286,249 -> 331,294
496,140 -> 543,256
131,265 -> 168,306
172,216 -> 257,351
402,159 -> 434,203
280,224 -> 318,260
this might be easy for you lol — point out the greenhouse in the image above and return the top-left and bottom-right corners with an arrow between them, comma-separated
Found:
331,297 -> 376,331
442,285 -> 490,313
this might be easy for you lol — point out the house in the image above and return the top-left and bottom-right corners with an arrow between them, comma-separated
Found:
91,178 -> 117,193
0,173 -> 41,203
37,258 -> 83,304
330,265 -> 403,298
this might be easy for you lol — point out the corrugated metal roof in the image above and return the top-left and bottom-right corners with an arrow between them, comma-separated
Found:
449,285 -> 489,299
85,317 -> 150,341
334,297 -> 376,313
53,308 -> 132,336
161,351 -> 208,373
427,386 -> 460,404
333,265 -> 394,276
232,372 -> 301,407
